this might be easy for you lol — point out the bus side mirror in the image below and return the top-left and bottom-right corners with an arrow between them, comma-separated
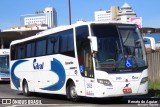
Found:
88,36 -> 98,52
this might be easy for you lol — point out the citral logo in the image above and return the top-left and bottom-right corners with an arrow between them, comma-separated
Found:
116,77 -> 122,80
132,76 -> 139,79
33,59 -> 44,69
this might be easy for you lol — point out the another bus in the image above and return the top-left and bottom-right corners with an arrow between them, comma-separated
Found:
10,21 -> 148,101
143,36 -> 156,52
0,49 -> 10,81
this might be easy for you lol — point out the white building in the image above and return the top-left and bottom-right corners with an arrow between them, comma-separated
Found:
4,7 -> 57,32
94,10 -> 111,21
95,3 -> 137,23
21,14 -> 46,26
95,6 -> 119,22
117,3 -> 137,22
21,7 -> 57,28
44,7 -> 57,28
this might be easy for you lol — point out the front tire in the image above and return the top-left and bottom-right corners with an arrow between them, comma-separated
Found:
66,82 -> 80,102
22,80 -> 30,96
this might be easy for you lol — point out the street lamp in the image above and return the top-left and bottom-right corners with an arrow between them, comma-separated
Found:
68,0 -> 71,25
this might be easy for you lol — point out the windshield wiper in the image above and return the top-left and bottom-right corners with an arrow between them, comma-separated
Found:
131,56 -> 139,70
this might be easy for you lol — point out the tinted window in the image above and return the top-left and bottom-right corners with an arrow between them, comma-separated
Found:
11,29 -> 74,59
60,35 -> 68,52
60,29 -> 74,52
76,25 -> 89,54
91,25 -> 121,62
36,39 -> 46,56
11,46 -> 16,60
17,44 -> 26,59
143,38 -> 151,44
47,34 -> 59,54
76,25 -> 94,78
68,33 -> 74,51
59,29 -> 75,57
26,42 -> 35,57
0,55 -> 9,69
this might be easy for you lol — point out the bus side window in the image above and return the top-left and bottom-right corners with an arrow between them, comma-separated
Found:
17,44 -> 26,59
47,35 -> 59,54
11,46 -> 16,60
59,29 -> 75,57
76,25 -> 94,78
26,42 -> 35,58
36,39 -> 46,56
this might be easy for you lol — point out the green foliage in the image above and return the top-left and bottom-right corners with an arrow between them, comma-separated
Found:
148,80 -> 160,97
149,80 -> 160,90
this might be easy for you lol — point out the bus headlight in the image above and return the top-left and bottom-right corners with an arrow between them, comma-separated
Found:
97,79 -> 112,86
140,77 -> 148,84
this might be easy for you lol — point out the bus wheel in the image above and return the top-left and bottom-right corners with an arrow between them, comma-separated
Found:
23,80 -> 30,96
67,82 -> 79,102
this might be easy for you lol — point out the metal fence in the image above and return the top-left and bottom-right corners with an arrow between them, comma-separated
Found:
147,51 -> 160,81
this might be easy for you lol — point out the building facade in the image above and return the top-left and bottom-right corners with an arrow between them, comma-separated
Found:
95,6 -> 119,22
21,14 -> 46,26
4,24 -> 48,31
21,7 -> 57,28
95,3 -> 137,23
95,9 -> 111,21
117,3 -> 137,22
44,7 -> 57,28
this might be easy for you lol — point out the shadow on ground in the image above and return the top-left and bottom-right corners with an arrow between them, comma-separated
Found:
17,92 -> 160,105
148,89 -> 160,98
0,81 -> 10,84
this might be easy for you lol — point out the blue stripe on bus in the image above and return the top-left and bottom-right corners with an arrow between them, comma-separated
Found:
11,60 -> 28,89
41,58 -> 66,91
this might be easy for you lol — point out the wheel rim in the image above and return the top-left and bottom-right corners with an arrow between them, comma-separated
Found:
24,84 -> 28,94
70,86 -> 77,98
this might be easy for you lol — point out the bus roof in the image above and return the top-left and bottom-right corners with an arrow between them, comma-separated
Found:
10,21 -> 134,46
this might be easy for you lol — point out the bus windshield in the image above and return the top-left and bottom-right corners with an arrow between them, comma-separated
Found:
0,55 -> 9,72
91,24 -> 147,72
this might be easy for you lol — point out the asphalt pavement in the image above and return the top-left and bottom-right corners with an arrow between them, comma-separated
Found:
0,81 -> 159,107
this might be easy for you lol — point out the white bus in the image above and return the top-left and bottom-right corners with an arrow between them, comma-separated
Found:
0,49 -> 10,81
10,21 -> 148,101
143,36 -> 156,52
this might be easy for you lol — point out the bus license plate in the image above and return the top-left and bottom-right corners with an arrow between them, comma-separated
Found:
123,87 -> 132,93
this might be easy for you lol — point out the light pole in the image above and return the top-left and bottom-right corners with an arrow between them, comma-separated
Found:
68,0 -> 71,25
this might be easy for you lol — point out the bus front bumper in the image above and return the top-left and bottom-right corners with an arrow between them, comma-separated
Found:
93,81 -> 148,98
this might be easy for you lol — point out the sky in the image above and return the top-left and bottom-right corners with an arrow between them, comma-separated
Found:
0,0 -> 160,30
